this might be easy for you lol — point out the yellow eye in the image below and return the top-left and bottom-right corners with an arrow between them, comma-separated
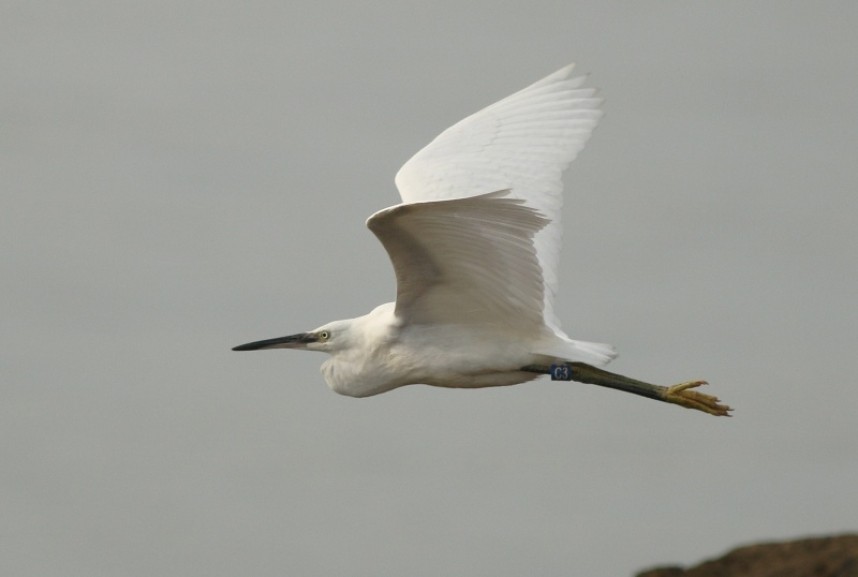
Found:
318,330 -> 330,342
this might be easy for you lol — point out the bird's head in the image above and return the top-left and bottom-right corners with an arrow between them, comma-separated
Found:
233,303 -> 395,358
232,319 -> 352,354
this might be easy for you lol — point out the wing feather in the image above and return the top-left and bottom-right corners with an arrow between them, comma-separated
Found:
367,191 -> 549,332
394,64 -> 603,332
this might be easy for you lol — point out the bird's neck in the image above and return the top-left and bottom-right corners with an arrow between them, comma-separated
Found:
321,302 -> 403,397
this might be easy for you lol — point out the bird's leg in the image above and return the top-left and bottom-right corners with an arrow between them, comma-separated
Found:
521,362 -> 731,417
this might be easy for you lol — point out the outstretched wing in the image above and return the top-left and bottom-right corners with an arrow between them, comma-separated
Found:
394,64 -> 602,332
367,191 -> 549,332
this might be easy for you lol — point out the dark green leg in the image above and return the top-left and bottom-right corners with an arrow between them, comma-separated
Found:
522,362 -> 731,416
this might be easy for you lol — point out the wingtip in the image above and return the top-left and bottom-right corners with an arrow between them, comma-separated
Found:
559,62 -> 576,75
544,63 -> 577,83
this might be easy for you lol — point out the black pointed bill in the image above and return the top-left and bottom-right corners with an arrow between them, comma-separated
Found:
232,332 -> 318,351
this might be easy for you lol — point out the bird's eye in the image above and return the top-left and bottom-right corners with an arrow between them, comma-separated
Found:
318,330 -> 330,342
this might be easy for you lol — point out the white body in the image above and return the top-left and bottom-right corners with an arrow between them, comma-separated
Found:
236,64 -> 618,397
319,303 -> 556,397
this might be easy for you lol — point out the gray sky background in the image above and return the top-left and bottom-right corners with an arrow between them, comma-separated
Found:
3,2 -> 857,576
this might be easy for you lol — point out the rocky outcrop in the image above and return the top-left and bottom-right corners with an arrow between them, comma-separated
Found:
636,534 -> 858,577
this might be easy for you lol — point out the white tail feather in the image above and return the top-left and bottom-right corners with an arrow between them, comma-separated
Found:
534,337 -> 617,367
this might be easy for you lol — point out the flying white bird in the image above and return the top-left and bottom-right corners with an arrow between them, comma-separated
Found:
234,64 -> 731,416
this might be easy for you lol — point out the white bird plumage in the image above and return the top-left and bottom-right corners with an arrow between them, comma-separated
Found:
234,64 -> 731,416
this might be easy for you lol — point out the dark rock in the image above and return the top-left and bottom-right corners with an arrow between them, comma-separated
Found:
636,534 -> 858,577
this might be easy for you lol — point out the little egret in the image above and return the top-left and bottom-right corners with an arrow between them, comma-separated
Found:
234,64 -> 731,416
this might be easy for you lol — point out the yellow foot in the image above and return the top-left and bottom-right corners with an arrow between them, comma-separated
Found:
663,380 -> 732,417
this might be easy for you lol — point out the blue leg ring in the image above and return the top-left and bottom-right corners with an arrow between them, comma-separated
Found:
550,363 -> 574,381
